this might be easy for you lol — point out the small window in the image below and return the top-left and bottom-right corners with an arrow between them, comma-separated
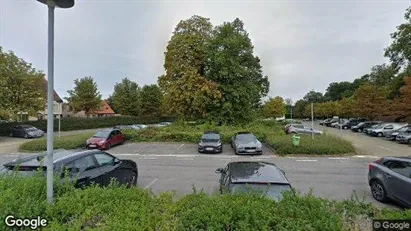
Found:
94,153 -> 115,167
68,155 -> 97,172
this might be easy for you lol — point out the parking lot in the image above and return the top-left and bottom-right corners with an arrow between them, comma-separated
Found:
0,141 -> 397,209
310,122 -> 411,157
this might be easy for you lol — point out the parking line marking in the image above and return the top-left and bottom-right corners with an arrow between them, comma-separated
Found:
180,144 -> 184,147
328,157 -> 350,160
296,159 -> 317,162
144,178 -> 158,189
141,157 -> 158,160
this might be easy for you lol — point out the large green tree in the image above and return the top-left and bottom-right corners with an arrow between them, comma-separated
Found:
293,99 -> 309,118
0,47 -> 45,120
368,64 -> 398,86
139,84 -> 163,117
204,18 -> 269,124
158,15 -> 220,119
384,6 -> 411,69
302,90 -> 324,103
324,81 -> 353,101
66,76 -> 102,117
111,78 -> 140,116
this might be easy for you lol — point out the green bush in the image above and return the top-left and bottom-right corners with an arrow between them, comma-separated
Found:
19,132 -> 94,152
0,175 -> 409,230
0,115 -> 176,136
266,134 -> 356,155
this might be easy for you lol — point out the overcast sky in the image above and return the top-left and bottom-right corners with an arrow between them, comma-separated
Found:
1,0 -> 410,102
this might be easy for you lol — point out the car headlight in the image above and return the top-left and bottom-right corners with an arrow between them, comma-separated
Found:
86,140 -> 90,144
99,140 -> 105,145
237,145 -> 244,149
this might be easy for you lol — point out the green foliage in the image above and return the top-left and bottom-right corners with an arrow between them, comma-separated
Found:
293,99 -> 309,118
66,76 -> 102,117
0,175 -> 409,230
19,132 -> 94,152
0,115 -> 176,136
0,46 -> 45,119
303,91 -> 325,103
111,78 -> 141,116
266,134 -> 356,155
139,84 -> 163,117
262,96 -> 286,118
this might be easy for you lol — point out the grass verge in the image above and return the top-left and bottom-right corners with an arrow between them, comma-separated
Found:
19,132 -> 94,152
0,174 -> 408,230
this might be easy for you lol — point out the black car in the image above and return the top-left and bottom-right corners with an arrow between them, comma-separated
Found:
341,118 -> 366,130
9,125 -> 45,139
198,131 -> 222,153
324,118 -> 339,127
0,150 -> 138,188
351,121 -> 381,133
215,161 -> 292,201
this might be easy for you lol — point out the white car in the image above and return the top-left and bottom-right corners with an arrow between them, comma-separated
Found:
156,122 -> 172,127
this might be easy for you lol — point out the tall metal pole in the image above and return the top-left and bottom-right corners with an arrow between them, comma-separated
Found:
59,114 -> 61,138
46,3 -> 55,203
311,103 -> 314,139
290,106 -> 293,124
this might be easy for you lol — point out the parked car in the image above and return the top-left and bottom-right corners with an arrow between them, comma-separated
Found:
368,156 -> 411,208
0,120 -> 8,123
351,121 -> 381,133
385,125 -> 411,141
333,119 -> 348,128
0,150 -> 138,188
9,125 -> 44,139
340,118 -> 366,130
132,124 -> 148,130
156,122 -> 172,127
198,131 -> 222,153
286,124 -> 323,135
86,129 -> 125,150
215,161 -> 292,201
319,118 -> 331,126
324,118 -> 339,127
396,128 -> 411,144
231,132 -> 263,155
113,125 -> 133,130
369,123 -> 407,137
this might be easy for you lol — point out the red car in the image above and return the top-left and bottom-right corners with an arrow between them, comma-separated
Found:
86,129 -> 125,150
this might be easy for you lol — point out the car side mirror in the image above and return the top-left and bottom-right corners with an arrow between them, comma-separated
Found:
215,168 -> 225,174
114,158 -> 120,165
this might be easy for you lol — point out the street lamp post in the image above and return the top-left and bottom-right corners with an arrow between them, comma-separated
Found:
36,0 -> 74,203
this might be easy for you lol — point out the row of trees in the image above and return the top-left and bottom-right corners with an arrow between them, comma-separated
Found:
65,77 -> 163,118
292,6 -> 411,122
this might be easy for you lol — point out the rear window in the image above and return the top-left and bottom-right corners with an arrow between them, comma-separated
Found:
292,124 -> 304,128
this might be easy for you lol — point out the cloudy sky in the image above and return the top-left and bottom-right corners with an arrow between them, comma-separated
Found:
1,0 -> 410,102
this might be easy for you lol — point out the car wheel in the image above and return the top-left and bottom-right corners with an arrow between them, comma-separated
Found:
408,139 -> 411,145
378,133 -> 383,137
357,129 -> 362,133
9,132 -> 13,137
126,171 -> 137,188
24,133 -> 28,139
370,180 -> 387,202
343,126 -> 347,130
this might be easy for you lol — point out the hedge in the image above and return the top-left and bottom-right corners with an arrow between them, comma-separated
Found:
19,132 -> 95,152
0,115 -> 176,136
0,174 -> 409,230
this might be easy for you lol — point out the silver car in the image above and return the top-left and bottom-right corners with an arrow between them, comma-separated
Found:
231,132 -> 263,155
385,125 -> 411,141
369,123 -> 408,137
368,156 -> 411,208
286,124 -> 323,135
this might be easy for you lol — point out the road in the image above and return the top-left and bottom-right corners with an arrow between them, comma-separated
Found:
0,128 -> 109,154
306,122 -> 411,157
0,142 -> 398,209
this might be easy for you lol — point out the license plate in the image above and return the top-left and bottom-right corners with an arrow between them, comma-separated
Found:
89,144 -> 96,148
206,148 -> 213,151
246,149 -> 255,153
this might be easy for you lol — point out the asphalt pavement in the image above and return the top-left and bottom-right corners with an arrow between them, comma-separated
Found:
0,142 -> 398,209
308,122 -> 411,157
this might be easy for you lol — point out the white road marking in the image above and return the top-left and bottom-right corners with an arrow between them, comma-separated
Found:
144,178 -> 158,189
353,155 -> 379,158
115,153 -> 141,156
180,144 -> 184,147
141,157 -> 158,160
296,159 -> 317,162
328,157 -> 350,160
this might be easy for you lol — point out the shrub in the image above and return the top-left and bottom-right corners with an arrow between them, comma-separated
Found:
0,175 -> 409,230
19,132 -> 94,152
0,115 -> 176,136
266,134 -> 356,155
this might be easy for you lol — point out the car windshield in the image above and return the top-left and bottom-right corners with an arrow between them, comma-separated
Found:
236,134 -> 255,140
202,133 -> 220,142
356,122 -> 364,126
93,131 -> 110,138
292,124 -> 304,129
230,183 -> 292,201
25,127 -> 37,131
397,126 -> 409,132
